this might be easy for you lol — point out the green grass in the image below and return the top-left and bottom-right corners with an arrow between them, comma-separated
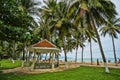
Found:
0,59 -> 21,70
0,60 -> 120,80
0,66 -> 120,80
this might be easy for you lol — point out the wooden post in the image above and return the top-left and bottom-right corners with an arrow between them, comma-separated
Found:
51,53 -> 54,70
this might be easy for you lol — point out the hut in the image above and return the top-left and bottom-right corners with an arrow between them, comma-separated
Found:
29,39 -> 60,71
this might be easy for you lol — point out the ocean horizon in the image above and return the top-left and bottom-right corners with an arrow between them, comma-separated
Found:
59,50 -> 120,63
59,57 -> 118,63
30,50 -> 120,63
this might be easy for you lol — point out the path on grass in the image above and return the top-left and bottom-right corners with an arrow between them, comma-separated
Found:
2,62 -> 120,74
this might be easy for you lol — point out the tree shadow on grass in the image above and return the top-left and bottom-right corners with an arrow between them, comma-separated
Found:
0,71 -> 8,80
0,71 -> 16,80
101,71 -> 120,80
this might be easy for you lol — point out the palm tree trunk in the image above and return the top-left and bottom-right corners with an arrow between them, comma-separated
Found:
63,49 -> 68,68
90,40 -> 93,65
90,14 -> 109,73
62,40 -> 67,62
64,49 -> 67,62
75,46 -> 78,62
56,53 -> 59,67
111,35 -> 117,66
93,25 -> 109,73
81,47 -> 84,63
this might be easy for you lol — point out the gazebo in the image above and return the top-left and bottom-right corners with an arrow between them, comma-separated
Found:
29,39 -> 60,71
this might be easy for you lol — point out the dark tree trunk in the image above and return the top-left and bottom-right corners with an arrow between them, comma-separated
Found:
75,46 -> 78,62
22,43 -> 25,61
22,48 -> 25,60
90,15 -> 109,73
93,23 -> 109,73
64,49 -> 67,62
111,35 -> 117,66
55,53 -> 59,66
62,40 -> 67,62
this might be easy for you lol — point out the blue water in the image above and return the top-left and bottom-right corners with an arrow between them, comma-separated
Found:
59,49 -> 120,63
59,57 -> 117,63
34,50 -> 120,63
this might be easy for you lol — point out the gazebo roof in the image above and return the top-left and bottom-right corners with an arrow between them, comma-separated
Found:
29,39 -> 60,53
32,39 -> 57,48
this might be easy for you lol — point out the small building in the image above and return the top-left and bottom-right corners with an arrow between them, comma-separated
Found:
29,39 -> 60,71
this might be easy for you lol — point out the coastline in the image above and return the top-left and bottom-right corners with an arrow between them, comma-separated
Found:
59,57 -> 120,63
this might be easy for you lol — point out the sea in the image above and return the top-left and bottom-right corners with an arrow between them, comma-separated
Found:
59,57 -> 117,63
59,50 -> 120,63
31,50 -> 120,63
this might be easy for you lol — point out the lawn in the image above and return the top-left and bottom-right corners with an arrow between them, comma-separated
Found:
0,60 -> 120,80
0,59 -> 21,70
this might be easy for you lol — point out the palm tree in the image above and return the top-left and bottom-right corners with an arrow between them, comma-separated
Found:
88,31 -> 97,65
73,31 -> 84,62
19,0 -> 40,61
100,18 -> 120,66
38,19 -> 52,40
68,0 -> 117,73
41,0 -> 75,62
20,0 -> 41,19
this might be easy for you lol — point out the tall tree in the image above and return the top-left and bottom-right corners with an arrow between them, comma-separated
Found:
20,0 -> 41,21
88,31 -> 97,65
19,0 -> 41,61
68,0 -> 117,73
0,0 -> 35,60
73,31 -> 84,62
100,18 -> 120,66
41,0 -> 75,62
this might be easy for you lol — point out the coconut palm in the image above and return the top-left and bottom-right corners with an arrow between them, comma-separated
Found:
18,0 -> 41,61
87,31 -> 97,65
68,0 -> 117,73
100,18 -> 120,65
38,19 -> 52,41
20,0 -> 41,18
41,0 -> 75,62
73,31 -> 85,62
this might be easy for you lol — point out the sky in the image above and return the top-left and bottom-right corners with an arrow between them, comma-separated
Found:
65,0 -> 120,60
37,0 -> 120,60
